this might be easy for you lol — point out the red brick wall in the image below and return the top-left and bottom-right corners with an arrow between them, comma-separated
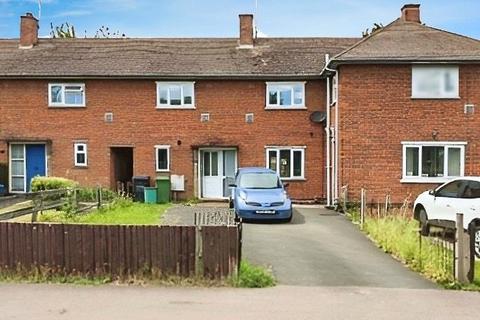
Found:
0,79 -> 326,200
337,64 -> 480,204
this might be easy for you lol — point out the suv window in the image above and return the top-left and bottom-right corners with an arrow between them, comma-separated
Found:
460,181 -> 480,199
436,180 -> 466,198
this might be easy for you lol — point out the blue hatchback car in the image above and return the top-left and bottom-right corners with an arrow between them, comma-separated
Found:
229,167 -> 293,222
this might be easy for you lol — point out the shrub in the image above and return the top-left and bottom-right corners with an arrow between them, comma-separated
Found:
233,261 -> 276,288
31,176 -> 78,192
76,187 -> 118,202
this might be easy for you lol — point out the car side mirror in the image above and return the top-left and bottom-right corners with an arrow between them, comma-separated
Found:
283,183 -> 290,188
428,189 -> 436,196
228,184 -> 237,188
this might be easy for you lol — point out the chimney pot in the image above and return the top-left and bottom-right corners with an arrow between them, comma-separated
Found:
20,12 -> 39,48
239,14 -> 254,47
401,4 -> 421,23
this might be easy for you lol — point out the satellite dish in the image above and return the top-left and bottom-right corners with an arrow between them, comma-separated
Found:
309,111 -> 326,124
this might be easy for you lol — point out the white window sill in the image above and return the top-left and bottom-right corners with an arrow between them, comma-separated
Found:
411,96 -> 460,100
74,165 -> 88,168
156,169 -> 170,173
156,106 -> 195,110
265,106 -> 307,110
49,105 -> 86,108
280,177 -> 306,181
400,177 -> 457,184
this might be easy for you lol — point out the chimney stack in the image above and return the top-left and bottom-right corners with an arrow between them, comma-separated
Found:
20,12 -> 39,48
401,4 -> 421,23
239,14 -> 254,47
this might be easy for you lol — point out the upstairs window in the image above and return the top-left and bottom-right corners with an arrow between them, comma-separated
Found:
49,83 -> 85,107
266,147 -> 305,179
74,143 -> 88,167
412,66 -> 459,99
156,82 -> 194,108
266,82 -> 305,109
402,142 -> 465,183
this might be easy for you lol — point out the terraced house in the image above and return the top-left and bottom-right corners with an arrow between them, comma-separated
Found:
0,4 -> 479,205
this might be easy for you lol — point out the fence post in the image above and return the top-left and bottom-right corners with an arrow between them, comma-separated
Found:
195,225 -> 204,277
96,187 -> 101,209
360,188 -> 365,229
455,213 -> 468,283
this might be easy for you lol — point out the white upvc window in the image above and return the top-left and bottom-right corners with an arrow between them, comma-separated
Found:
411,66 -> 459,99
49,83 -> 86,107
401,141 -> 466,183
156,82 -> 195,108
265,146 -> 305,179
155,145 -> 170,172
74,143 -> 88,167
266,82 -> 306,109
9,144 -> 26,192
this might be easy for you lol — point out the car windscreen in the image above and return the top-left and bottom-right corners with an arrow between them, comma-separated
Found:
239,172 -> 281,189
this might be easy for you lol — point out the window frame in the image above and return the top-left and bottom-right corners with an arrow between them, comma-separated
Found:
156,82 -> 195,109
74,143 -> 88,167
411,65 -> 460,99
265,82 -> 306,109
265,146 -> 306,180
155,145 -> 171,172
48,83 -> 86,107
401,141 -> 466,183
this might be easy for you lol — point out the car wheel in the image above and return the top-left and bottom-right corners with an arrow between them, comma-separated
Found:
418,208 -> 430,236
475,230 -> 480,259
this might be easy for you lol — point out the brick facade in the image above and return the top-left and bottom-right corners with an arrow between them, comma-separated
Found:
337,64 -> 480,203
0,79 -> 326,200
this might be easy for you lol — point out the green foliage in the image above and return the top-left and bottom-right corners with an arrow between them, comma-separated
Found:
232,261 -> 276,288
362,214 -> 455,284
31,176 -> 78,192
50,22 -> 76,38
76,187 -> 117,202
38,200 -> 170,225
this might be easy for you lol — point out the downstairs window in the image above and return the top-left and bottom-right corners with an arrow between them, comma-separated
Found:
402,142 -> 465,183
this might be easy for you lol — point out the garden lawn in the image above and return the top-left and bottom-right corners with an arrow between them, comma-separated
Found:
38,202 -> 171,225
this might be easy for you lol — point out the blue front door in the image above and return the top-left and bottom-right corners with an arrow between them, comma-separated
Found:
26,144 -> 46,191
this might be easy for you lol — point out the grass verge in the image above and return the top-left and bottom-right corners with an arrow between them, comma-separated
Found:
0,261 -> 276,288
38,198 -> 170,225
231,261 -> 276,288
355,213 -> 480,290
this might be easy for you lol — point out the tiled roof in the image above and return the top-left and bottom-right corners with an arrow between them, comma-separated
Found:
0,37 -> 358,78
331,19 -> 480,65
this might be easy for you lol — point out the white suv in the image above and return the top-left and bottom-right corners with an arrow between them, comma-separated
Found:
413,177 -> 480,257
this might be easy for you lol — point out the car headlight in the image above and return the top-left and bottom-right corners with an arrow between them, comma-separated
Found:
283,191 -> 288,201
239,191 -> 247,202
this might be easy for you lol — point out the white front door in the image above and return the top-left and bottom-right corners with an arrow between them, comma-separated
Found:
201,149 -> 237,199
202,150 -> 223,198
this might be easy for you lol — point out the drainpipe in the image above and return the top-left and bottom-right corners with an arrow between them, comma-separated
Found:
325,55 -> 331,207
323,57 -> 339,206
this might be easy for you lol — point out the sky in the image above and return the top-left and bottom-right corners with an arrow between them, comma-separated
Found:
0,0 -> 479,39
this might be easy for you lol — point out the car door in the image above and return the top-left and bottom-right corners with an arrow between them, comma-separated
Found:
459,180 -> 480,229
432,179 -> 467,222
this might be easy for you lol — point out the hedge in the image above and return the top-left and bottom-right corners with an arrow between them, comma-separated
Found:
30,176 -> 78,192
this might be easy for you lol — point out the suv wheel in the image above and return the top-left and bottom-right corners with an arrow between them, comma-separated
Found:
418,208 -> 430,236
475,230 -> 480,259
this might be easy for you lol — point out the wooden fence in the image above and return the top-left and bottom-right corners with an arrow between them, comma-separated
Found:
0,188 -> 112,222
0,222 -> 241,279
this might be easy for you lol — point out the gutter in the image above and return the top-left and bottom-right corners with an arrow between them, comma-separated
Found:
0,74 -> 324,81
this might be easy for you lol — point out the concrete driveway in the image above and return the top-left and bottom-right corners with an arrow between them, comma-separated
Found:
243,206 -> 436,288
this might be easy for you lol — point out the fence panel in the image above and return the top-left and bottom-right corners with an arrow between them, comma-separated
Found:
0,222 -> 239,279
